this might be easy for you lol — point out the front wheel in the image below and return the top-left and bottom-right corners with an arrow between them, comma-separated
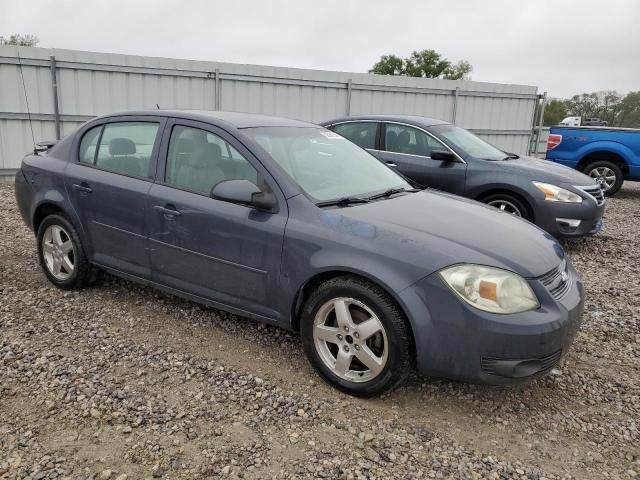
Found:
584,161 -> 623,196
482,193 -> 532,221
37,214 -> 93,289
300,276 -> 413,397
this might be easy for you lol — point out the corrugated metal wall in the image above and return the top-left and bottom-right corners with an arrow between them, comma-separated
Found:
0,46 -> 540,172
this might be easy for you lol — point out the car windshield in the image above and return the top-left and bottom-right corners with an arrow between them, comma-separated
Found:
243,127 -> 410,202
431,124 -> 506,161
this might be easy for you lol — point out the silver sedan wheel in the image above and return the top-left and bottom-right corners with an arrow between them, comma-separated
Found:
589,166 -> 616,191
487,199 -> 522,217
313,297 -> 388,383
42,225 -> 75,281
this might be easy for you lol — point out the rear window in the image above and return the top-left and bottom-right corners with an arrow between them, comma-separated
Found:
80,122 -> 159,178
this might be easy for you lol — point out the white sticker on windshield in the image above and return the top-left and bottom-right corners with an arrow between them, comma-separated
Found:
320,131 -> 344,139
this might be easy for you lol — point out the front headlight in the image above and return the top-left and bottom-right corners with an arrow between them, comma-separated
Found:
532,182 -> 582,203
439,264 -> 539,314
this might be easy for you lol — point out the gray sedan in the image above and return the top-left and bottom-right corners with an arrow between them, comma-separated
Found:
15,110 -> 583,396
321,115 -> 605,238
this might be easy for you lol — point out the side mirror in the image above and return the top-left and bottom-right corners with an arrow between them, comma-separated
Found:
211,179 -> 277,211
430,150 -> 457,162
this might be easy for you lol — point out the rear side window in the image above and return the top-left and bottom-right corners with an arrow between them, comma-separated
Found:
384,124 -> 446,158
93,122 -> 159,178
332,122 -> 377,149
79,126 -> 102,164
165,125 -> 258,196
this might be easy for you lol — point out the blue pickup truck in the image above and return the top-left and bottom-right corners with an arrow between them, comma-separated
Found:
546,126 -> 640,196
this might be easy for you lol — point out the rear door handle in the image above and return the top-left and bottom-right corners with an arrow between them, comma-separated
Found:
385,161 -> 398,167
72,183 -> 92,194
154,205 -> 182,217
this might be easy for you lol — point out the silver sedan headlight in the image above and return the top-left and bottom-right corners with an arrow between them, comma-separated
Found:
532,182 -> 582,203
439,264 -> 539,314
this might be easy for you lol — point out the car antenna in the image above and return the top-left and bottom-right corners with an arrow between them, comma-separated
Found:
17,50 -> 38,155
156,103 -> 160,109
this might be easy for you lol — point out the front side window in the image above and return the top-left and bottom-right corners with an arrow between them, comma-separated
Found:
331,122 -> 377,149
243,127 -> 409,202
430,124 -> 506,161
165,125 -> 258,196
94,122 -> 159,177
384,124 -> 446,158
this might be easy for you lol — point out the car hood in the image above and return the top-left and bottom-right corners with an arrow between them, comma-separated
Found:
333,190 -> 564,279
494,155 -> 594,186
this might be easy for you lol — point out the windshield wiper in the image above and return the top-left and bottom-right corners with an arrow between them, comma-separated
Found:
367,187 -> 417,201
316,196 -> 370,208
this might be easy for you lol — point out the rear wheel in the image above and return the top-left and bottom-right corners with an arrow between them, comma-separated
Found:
482,193 -> 532,221
584,161 -> 623,196
37,214 -> 92,289
300,276 -> 413,397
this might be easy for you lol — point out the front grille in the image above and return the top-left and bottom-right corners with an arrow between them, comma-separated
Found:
480,349 -> 562,376
538,260 -> 571,300
577,184 -> 605,206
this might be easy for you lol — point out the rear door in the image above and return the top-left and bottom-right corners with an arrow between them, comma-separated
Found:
376,123 -> 467,194
64,116 -> 165,278
146,119 -> 287,321
330,121 -> 380,155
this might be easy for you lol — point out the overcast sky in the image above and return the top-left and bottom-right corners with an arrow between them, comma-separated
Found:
1,0 -> 638,98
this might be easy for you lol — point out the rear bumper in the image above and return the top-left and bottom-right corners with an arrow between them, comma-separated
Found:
399,260 -> 584,385
14,168 -> 33,230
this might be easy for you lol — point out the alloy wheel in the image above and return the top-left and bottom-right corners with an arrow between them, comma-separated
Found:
42,225 -> 75,281
487,199 -> 522,217
313,297 -> 388,383
589,166 -> 616,192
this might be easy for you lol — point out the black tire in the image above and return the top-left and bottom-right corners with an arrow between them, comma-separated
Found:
583,161 -> 624,197
36,213 -> 93,290
300,276 -> 413,397
481,193 -> 532,221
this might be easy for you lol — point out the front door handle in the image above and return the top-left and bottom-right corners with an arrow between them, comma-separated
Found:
385,161 -> 398,167
154,205 -> 182,218
72,183 -> 92,195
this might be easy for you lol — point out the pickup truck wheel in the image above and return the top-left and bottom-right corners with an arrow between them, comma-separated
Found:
584,161 -> 623,196
482,193 -> 532,221
300,276 -> 412,397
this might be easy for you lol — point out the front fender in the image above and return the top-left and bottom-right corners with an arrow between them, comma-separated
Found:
466,180 -> 537,206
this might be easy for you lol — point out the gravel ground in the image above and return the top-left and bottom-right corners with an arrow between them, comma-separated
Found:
1,182 -> 638,480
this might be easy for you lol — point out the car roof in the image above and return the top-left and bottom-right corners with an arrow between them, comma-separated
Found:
321,114 -> 451,128
99,110 -> 317,129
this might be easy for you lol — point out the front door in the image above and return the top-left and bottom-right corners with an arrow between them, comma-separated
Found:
375,123 -> 467,194
64,117 -> 165,278
146,120 -> 287,321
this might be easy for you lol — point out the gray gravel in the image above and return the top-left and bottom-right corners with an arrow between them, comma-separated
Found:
1,182 -> 638,479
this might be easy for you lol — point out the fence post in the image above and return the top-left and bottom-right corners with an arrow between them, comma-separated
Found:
49,55 -> 61,140
214,68 -> 221,110
534,92 -> 547,155
451,86 -> 459,123
345,79 -> 352,115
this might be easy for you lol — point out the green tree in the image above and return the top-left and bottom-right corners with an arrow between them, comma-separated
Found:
0,33 -> 39,46
543,98 -> 569,126
369,54 -> 405,75
370,49 -> 472,80
616,91 -> 640,128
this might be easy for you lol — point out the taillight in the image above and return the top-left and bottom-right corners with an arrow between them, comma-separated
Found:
547,134 -> 563,150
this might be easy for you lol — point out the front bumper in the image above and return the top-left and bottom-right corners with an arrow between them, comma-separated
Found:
399,259 -> 584,385
533,195 -> 605,238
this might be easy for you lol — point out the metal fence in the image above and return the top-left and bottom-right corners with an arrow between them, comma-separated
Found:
0,46 -> 543,174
